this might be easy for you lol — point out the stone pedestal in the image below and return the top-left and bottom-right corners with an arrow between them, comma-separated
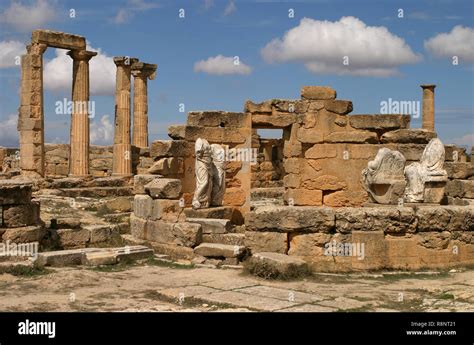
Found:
67,50 -> 97,176
19,43 -> 47,178
421,84 -> 436,131
113,57 -> 138,176
131,62 -> 157,149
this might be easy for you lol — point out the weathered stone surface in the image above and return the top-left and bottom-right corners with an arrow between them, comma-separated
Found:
184,126 -> 247,144
32,29 -> 86,50
187,218 -> 232,234
85,224 -> 121,244
184,206 -> 237,220
82,251 -> 117,266
187,111 -> 246,127
252,114 -> 298,128
301,86 -> 336,100
147,220 -> 202,247
324,100 -> 353,115
288,233 -> 332,256
202,233 -> 245,246
445,180 -> 474,198
381,129 -> 436,144
57,228 -> 90,248
150,140 -> 187,158
301,175 -> 346,191
244,231 -> 287,254
335,207 -> 417,234
168,125 -> 186,140
148,157 -> 184,175
246,252 -> 310,278
417,232 -> 450,250
223,188 -> 246,206
36,248 -> 101,267
244,100 -> 272,113
194,243 -> 246,258
2,200 -> 40,227
349,115 -> 411,130
133,174 -> 159,194
284,188 -> 322,206
305,145 -> 337,159
325,131 -> 378,144
130,213 -> 147,239
297,128 -> 324,143
150,199 -> 183,222
145,178 -> 182,199
323,190 -> 368,207
444,162 -> 474,179
0,180 -> 32,205
416,206 -> 474,232
245,206 -> 334,233
1,225 -> 46,243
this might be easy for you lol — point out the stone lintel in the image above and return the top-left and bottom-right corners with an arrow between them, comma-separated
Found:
32,29 -> 86,50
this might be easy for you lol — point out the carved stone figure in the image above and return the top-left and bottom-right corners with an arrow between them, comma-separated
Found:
210,144 -> 226,206
404,138 -> 447,203
192,138 -> 213,209
362,148 -> 406,204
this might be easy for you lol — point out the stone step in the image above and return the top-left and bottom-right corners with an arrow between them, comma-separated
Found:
445,179 -> 474,199
186,218 -> 232,234
36,245 -> 153,267
54,186 -> 134,198
194,243 -> 247,258
251,187 -> 285,200
245,252 -> 310,279
202,233 -> 245,246
184,206 -> 244,225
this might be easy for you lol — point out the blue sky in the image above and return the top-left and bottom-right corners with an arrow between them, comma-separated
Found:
0,0 -> 473,149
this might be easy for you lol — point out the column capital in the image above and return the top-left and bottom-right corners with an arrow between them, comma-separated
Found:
131,62 -> 157,80
114,56 -> 139,67
68,49 -> 97,62
420,84 -> 436,90
27,43 -> 47,55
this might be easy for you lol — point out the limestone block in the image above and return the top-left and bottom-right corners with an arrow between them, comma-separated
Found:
133,194 -> 153,219
323,190 -> 368,207
147,220 -> 202,247
145,178 -> 182,199
445,180 -> 474,198
86,224 -> 121,244
271,99 -> 309,114
57,229 -> 90,248
150,140 -> 187,158
301,86 -> 336,100
284,188 -> 322,206
202,233 -> 245,246
444,162 -> 474,179
283,174 -> 301,188
288,232 -> 332,256
305,144 -> 337,159
245,206 -> 335,233
32,29 -> 86,50
187,218 -> 232,234
350,231 -> 387,270
244,231 -> 288,254
0,180 -> 32,205
184,206 -> 239,221
335,207 -> 417,234
150,199 -> 183,222
184,126 -> 247,144
283,141 -> 302,157
325,130 -> 378,144
301,175 -> 346,191
244,100 -> 272,113
223,188 -> 246,206
130,213 -> 147,239
381,129 -> 437,144
349,115 -> 411,130
194,243 -> 246,258
416,206 -> 474,232
246,252 -> 310,278
133,174 -> 158,194
187,111 -> 246,127
252,114 -> 298,128
297,128 -> 324,143
417,232 -> 450,249
1,225 -> 46,243
2,200 -> 40,227
148,157 -> 184,175
168,125 -> 186,140
324,100 -> 353,115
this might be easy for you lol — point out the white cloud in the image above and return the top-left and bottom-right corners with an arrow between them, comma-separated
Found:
261,16 -> 421,77
223,0 -> 236,16
448,133 -> 474,148
111,0 -> 160,24
424,25 -> 474,62
0,114 -> 19,147
0,40 -> 26,68
43,43 -> 116,96
0,0 -> 57,32
90,115 -> 114,145
194,55 -> 252,75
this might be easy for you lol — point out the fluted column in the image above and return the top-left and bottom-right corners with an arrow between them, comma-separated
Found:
421,84 -> 436,131
19,43 -> 47,177
67,49 -> 97,176
131,62 -> 157,148
113,57 -> 138,176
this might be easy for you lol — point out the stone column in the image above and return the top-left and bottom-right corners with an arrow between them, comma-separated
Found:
67,49 -> 97,176
19,43 -> 47,178
113,57 -> 138,176
421,84 -> 436,131
131,62 -> 157,149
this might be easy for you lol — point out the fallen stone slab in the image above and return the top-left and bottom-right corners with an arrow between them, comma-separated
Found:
36,248 -> 101,267
194,243 -> 246,258
380,129 -> 437,144
244,252 -> 310,279
184,206 -> 239,221
187,218 -> 232,234
145,178 -> 181,199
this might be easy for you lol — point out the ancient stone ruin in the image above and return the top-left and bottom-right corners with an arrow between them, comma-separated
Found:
0,29 -> 473,274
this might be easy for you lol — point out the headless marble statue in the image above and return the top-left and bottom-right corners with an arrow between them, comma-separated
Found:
192,138 -> 213,209
210,144 -> 226,206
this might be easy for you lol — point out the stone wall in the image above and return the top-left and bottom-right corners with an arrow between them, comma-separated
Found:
245,205 -> 474,272
251,135 -> 284,188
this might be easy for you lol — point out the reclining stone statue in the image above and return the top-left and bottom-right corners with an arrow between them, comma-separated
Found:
192,138 -> 226,209
362,148 -> 406,204
404,138 -> 447,203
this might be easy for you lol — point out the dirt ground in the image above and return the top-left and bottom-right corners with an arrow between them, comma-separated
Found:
1,260 -> 473,312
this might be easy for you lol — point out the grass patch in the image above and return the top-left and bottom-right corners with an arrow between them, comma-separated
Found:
438,293 -> 455,300
0,265 -> 51,277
